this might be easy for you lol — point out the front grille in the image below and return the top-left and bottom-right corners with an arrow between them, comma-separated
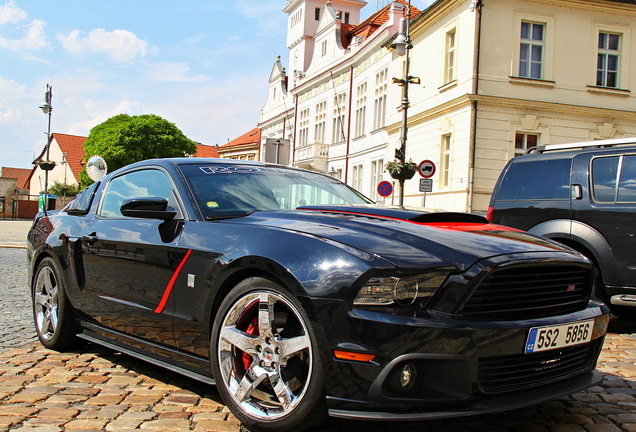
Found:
460,264 -> 591,320
478,340 -> 601,393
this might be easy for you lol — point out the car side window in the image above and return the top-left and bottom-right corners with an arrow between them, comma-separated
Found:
99,169 -> 176,218
498,159 -> 571,200
64,181 -> 99,214
618,155 -> 636,202
592,156 -> 619,202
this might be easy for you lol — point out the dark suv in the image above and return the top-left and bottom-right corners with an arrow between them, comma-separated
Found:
488,138 -> 636,318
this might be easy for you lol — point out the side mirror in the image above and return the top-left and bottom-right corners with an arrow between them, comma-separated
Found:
120,197 -> 177,220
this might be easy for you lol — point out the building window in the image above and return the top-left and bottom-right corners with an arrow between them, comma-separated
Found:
314,101 -> 327,144
332,92 -> 347,143
315,7 -> 320,21
445,29 -> 456,83
352,164 -> 363,191
335,11 -> 350,23
373,69 -> 388,130
519,21 -> 544,79
354,82 -> 367,138
597,32 -> 620,88
298,108 -> 310,147
441,134 -> 452,188
321,40 -> 328,57
514,133 -> 539,156
371,158 -> 384,200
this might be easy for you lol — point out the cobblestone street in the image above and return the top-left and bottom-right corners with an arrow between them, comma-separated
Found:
0,220 -> 634,431
0,248 -> 37,353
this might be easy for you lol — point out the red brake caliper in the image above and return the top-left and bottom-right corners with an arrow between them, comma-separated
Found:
243,317 -> 258,370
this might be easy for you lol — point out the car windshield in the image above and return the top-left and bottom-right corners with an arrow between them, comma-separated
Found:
178,163 -> 373,219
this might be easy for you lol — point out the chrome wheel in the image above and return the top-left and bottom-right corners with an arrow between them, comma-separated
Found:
31,257 -> 79,350
34,264 -> 59,341
217,290 -> 313,421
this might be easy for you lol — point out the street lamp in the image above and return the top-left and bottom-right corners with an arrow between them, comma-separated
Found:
391,1 -> 420,207
38,84 -> 54,213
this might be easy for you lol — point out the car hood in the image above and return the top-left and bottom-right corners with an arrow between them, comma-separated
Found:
227,205 -> 572,271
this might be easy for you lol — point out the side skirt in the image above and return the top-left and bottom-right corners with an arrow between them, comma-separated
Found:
77,320 -> 215,385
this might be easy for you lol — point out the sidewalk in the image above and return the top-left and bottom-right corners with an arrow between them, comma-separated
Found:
0,220 -> 32,248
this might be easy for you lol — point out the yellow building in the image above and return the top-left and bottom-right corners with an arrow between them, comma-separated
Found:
390,0 -> 636,211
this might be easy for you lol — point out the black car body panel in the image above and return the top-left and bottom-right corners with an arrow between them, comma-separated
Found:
27,158 -> 609,429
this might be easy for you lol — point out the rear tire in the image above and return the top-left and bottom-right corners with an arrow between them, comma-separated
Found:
210,277 -> 327,432
32,257 -> 80,350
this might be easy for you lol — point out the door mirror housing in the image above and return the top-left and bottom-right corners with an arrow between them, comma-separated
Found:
120,197 -> 177,220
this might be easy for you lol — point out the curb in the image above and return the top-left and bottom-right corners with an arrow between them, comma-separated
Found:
0,244 -> 26,249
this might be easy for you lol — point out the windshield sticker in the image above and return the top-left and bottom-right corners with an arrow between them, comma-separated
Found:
197,165 -> 338,182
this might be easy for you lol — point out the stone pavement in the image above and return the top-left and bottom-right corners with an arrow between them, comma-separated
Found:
0,330 -> 633,432
0,220 -> 31,249
0,220 -> 635,431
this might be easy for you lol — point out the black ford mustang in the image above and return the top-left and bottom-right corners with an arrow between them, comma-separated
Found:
27,158 -> 609,431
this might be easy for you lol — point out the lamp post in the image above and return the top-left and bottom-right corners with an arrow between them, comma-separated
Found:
391,1 -> 420,207
39,84 -> 54,213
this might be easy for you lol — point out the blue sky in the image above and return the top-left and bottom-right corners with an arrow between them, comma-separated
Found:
1,1 -> 430,169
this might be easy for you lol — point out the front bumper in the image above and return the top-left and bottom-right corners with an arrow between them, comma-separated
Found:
329,370 -> 602,420
313,298 -> 609,417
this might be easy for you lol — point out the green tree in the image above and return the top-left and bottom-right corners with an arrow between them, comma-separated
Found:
47,181 -> 81,197
80,114 -> 197,186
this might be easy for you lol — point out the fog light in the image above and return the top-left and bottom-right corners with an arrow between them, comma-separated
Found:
400,362 -> 419,391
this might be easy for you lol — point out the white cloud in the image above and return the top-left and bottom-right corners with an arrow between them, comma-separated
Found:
0,1 -> 27,24
68,100 -> 142,136
0,18 -> 50,50
0,76 -> 26,124
145,62 -> 207,83
57,28 -> 149,62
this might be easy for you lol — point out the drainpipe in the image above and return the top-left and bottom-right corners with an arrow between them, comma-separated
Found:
345,65 -> 354,183
467,0 -> 483,213
292,94 -> 299,165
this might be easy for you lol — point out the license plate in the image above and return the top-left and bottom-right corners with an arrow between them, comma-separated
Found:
525,319 -> 594,353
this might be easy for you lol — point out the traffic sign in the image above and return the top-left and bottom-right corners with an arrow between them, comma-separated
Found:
419,178 -> 433,192
418,160 -> 436,178
377,181 -> 393,197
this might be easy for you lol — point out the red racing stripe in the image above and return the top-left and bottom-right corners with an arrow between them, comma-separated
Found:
154,249 -> 193,313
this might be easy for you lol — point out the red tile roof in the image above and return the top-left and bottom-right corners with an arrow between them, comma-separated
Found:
50,133 -> 88,182
344,0 -> 421,47
217,128 -> 261,152
1,167 -> 32,189
195,144 -> 220,158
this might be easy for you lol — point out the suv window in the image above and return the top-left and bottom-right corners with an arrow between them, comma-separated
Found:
497,159 -> 571,200
619,155 -> 636,202
592,154 -> 636,203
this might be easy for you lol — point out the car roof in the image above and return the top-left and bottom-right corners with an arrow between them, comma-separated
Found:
513,143 -> 636,163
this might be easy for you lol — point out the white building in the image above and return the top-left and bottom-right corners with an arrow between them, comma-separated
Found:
260,0 -> 411,202
261,0 -> 636,211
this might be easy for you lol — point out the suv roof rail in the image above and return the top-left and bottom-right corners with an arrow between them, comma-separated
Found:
526,137 -> 636,154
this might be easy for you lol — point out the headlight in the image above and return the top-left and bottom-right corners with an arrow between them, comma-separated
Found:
354,272 -> 448,307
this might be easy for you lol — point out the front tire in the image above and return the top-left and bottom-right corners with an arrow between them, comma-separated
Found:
32,257 -> 79,350
210,277 -> 326,432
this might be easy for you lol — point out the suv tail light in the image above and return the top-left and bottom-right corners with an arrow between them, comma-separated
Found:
486,206 -> 494,222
